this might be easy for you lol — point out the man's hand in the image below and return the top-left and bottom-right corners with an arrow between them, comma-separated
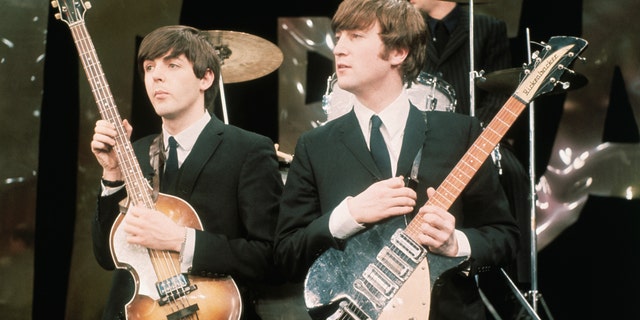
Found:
123,205 -> 185,252
90,119 -> 132,180
415,187 -> 458,256
348,176 -> 417,225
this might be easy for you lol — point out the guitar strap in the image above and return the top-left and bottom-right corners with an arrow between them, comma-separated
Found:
149,134 -> 166,200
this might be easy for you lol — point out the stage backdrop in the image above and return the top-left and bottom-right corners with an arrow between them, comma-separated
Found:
0,0 -> 637,319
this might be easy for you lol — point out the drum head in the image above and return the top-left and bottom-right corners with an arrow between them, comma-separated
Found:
407,72 -> 457,112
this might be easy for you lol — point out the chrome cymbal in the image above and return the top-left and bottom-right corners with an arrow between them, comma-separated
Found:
207,30 -> 283,84
476,67 -> 588,95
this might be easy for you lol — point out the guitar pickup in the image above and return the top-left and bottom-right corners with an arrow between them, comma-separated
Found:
354,264 -> 398,310
377,246 -> 411,280
390,229 -> 426,263
156,273 -> 198,305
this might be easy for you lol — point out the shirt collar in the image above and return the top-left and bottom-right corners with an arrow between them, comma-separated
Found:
163,111 -> 211,152
353,89 -> 411,138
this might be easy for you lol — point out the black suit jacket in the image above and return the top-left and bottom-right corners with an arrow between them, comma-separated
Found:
92,114 -> 283,320
274,106 -> 519,320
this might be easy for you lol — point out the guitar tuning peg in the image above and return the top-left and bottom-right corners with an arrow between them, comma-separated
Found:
531,50 -> 540,60
558,64 -> 576,74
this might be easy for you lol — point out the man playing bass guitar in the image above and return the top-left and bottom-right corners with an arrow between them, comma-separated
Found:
90,25 -> 283,320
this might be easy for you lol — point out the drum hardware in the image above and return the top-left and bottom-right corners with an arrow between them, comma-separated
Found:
207,30 -> 284,124
321,73 -> 338,116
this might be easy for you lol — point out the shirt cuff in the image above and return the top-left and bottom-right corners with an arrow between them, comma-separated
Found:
329,197 -> 366,239
100,182 -> 125,196
180,228 -> 196,272
454,229 -> 471,257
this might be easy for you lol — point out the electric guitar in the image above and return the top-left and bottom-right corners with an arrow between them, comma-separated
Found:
304,36 -> 589,320
51,1 -> 242,319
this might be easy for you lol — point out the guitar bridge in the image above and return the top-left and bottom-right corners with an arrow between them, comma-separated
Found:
156,273 -> 198,306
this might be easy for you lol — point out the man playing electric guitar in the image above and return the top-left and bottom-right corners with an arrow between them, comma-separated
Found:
90,25 -> 283,320
274,0 -> 520,319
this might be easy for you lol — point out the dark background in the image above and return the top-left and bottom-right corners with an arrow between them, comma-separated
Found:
30,0 -> 640,319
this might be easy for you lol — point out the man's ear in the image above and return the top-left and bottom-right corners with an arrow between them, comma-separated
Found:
390,47 -> 409,66
201,68 -> 215,90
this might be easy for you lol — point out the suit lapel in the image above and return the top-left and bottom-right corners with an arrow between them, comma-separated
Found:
339,107 -> 428,179
396,106 -> 428,177
339,111 -> 382,178
174,116 -> 223,198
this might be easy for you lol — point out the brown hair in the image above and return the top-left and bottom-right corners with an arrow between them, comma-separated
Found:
332,0 -> 427,83
137,25 -> 221,109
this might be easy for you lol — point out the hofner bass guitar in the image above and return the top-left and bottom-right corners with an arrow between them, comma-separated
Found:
304,36 -> 588,320
51,1 -> 242,319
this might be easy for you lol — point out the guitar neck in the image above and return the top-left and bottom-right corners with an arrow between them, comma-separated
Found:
69,22 -> 153,208
404,97 -> 526,239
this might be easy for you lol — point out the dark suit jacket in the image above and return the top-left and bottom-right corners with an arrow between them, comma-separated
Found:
423,5 -> 512,125
92,114 -> 283,320
274,106 -> 520,320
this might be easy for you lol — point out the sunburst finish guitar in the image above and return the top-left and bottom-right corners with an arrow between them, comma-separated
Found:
304,36 -> 588,320
51,1 -> 242,319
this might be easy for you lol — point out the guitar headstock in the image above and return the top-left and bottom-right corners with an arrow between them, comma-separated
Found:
514,36 -> 588,103
51,0 -> 91,26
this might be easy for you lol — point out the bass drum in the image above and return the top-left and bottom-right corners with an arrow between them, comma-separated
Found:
406,72 -> 457,112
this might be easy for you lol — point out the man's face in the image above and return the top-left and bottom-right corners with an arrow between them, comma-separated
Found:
142,53 -> 209,119
333,22 -> 395,97
409,0 -> 438,14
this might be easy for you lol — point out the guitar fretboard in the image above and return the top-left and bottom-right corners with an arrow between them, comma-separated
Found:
404,97 -> 526,240
69,22 -> 153,208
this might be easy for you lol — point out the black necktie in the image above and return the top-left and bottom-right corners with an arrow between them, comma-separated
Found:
163,136 -> 178,191
370,115 -> 392,178
433,21 -> 449,55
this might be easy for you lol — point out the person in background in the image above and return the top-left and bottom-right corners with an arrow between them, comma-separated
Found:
410,0 -> 532,302
274,0 -> 520,319
90,25 -> 283,320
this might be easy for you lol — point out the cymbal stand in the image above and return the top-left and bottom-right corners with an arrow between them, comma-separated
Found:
467,1 -> 539,317
523,27 -> 553,319
468,0 -> 477,117
218,73 -> 230,124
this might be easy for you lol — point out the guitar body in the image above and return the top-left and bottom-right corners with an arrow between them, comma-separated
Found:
304,216 -> 464,320
111,193 -> 242,320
